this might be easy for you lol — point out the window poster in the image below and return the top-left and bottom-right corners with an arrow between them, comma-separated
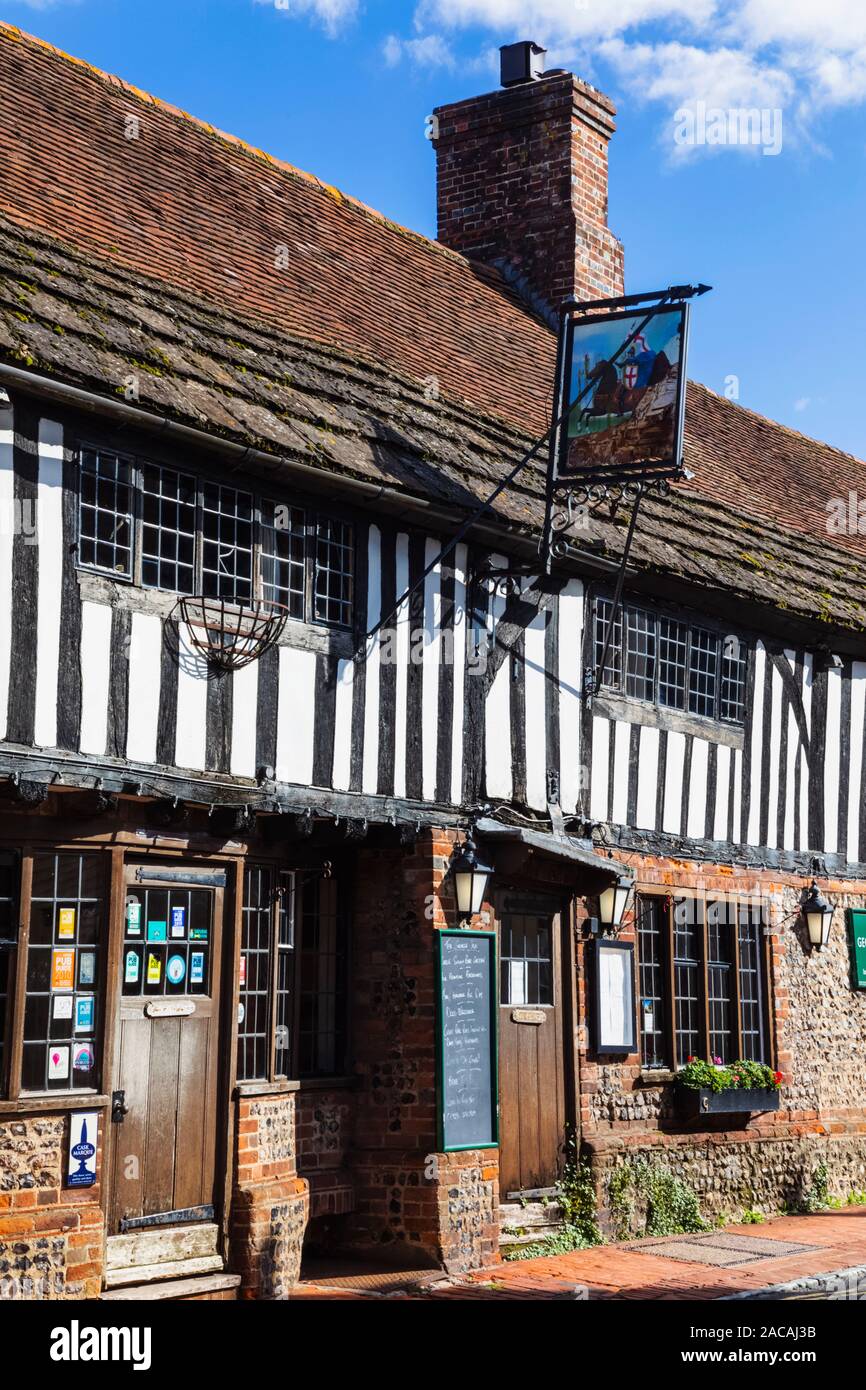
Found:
146,953 -> 162,985
147,920 -> 167,943
190,952 -> 204,985
78,952 -> 96,986
167,954 -> 186,986
73,1041 -> 94,1073
125,949 -> 140,985
171,906 -> 186,938
66,1112 -> 98,1189
51,949 -> 75,992
58,907 -> 76,940
126,899 -> 142,935
48,1045 -> 70,1081
75,996 -> 95,1033
53,995 -> 73,1021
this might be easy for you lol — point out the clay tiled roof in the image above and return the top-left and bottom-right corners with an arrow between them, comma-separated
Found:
0,22 -> 865,634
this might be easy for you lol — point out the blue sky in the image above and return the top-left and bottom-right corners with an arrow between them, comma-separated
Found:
6,0 -> 866,460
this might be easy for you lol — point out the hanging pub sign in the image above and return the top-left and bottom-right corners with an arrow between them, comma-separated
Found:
592,939 -> 637,1056
557,301 -> 689,488
437,930 -> 498,1152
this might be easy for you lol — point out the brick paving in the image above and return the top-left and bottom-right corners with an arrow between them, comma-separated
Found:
293,1209 -> 866,1300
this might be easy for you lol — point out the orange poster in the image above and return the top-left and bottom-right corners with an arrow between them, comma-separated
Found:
51,949 -> 75,992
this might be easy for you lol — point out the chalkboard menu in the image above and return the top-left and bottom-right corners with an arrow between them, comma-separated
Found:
437,929 -> 498,1152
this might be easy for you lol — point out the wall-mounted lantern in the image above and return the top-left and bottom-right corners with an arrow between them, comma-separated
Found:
451,836 -> 494,922
586,873 -> 633,936
802,879 -> 834,950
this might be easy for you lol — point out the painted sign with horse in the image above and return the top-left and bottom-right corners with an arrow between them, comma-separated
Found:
557,304 -> 689,482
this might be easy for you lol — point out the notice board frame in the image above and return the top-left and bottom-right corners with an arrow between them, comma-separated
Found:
847,908 -> 866,990
591,937 -> 637,1057
436,928 -> 499,1153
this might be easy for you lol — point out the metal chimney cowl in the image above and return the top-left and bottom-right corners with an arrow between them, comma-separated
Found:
499,41 -> 546,88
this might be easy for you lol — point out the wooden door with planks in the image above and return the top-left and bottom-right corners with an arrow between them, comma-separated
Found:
108,866 -> 224,1233
497,897 -> 567,1197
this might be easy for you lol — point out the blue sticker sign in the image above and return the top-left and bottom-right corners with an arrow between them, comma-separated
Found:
167,954 -> 186,986
125,950 -> 140,985
75,996 -> 95,1033
171,906 -> 186,938
190,951 -> 205,985
66,1111 -> 98,1189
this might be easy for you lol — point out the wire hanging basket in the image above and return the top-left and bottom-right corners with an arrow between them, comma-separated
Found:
172,594 -> 289,672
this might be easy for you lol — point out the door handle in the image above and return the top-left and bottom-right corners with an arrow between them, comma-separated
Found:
111,1089 -> 129,1124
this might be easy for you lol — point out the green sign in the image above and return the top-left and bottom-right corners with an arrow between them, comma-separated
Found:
848,909 -> 866,989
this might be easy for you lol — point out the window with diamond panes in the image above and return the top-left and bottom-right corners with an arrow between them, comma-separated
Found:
637,893 -> 769,1070
21,853 -> 105,1093
0,855 -> 18,1096
141,463 -> 197,593
78,449 -> 133,577
593,597 -> 746,725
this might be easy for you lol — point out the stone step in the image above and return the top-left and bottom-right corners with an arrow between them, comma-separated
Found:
105,1253 -> 226,1289
102,1272 -> 240,1302
499,1200 -> 565,1230
106,1222 -> 220,1270
105,1222 -> 223,1289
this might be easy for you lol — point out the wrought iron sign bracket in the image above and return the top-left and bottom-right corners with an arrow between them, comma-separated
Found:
359,283 -> 710,664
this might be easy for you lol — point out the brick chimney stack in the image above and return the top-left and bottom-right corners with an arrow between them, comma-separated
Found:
433,44 -> 624,319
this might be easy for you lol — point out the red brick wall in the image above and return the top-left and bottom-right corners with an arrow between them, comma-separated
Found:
434,71 -> 624,313
344,829 -> 500,1272
0,1110 -> 104,1299
230,1093 -> 308,1298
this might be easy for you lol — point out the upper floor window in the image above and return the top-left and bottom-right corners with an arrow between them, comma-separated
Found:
78,448 -> 355,628
594,597 -> 746,724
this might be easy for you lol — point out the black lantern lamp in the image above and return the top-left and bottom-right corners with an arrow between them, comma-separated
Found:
802,879 -> 834,950
586,873 -> 633,936
451,836 -> 494,921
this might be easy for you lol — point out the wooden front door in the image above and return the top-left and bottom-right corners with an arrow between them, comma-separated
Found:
497,899 -> 567,1197
108,868 -> 224,1233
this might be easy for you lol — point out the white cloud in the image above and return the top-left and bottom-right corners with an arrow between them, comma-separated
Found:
253,0 -> 358,38
401,0 -> 866,136
601,37 -> 792,113
416,0 -> 715,41
794,397 -> 811,412
382,33 -> 458,69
